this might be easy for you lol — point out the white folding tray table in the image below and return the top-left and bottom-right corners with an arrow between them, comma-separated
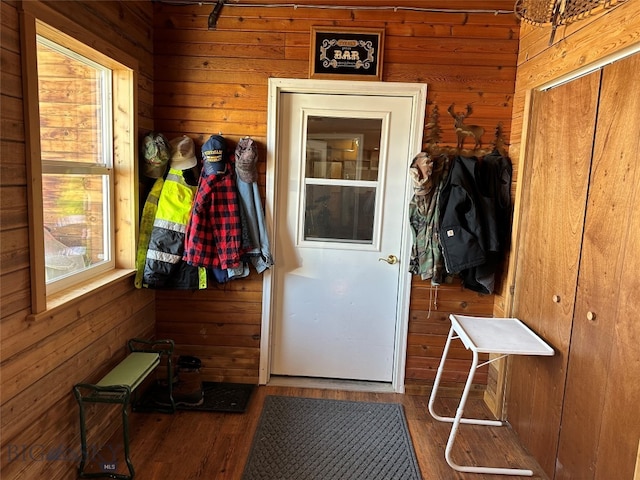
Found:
428,314 -> 554,476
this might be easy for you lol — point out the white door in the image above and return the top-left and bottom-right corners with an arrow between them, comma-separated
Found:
269,90 -> 418,382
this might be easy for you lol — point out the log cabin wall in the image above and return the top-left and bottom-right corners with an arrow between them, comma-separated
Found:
0,1 -> 155,478
150,0 -> 520,393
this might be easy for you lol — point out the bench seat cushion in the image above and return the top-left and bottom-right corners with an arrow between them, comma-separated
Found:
96,352 -> 160,391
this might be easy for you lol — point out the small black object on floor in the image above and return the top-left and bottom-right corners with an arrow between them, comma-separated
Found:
189,382 -> 255,413
136,381 -> 254,414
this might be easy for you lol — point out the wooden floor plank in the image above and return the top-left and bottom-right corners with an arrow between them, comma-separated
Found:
95,385 -> 548,479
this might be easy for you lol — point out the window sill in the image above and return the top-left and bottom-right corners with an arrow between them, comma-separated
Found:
28,269 -> 136,322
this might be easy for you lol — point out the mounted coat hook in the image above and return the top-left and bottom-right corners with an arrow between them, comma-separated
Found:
208,0 -> 225,30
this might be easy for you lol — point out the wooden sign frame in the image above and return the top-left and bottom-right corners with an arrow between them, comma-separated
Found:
309,27 -> 385,81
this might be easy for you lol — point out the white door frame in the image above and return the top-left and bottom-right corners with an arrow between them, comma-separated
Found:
260,78 -> 427,393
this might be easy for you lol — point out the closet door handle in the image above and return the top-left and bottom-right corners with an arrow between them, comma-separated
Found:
587,311 -> 597,321
552,295 -> 561,303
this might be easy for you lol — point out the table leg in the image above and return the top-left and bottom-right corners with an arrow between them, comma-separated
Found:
429,328 -> 534,476
428,327 -> 503,427
428,326 -> 456,422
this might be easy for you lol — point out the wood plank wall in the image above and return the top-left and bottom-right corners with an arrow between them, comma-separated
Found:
151,0 -> 520,393
501,1 -> 640,476
503,0 -> 640,402
0,2 -> 156,479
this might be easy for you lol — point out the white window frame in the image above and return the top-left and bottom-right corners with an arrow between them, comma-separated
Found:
20,5 -> 138,314
37,35 -> 116,294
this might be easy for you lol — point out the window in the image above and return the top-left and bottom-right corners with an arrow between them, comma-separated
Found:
21,11 -> 137,312
37,36 -> 114,290
302,118 -> 382,245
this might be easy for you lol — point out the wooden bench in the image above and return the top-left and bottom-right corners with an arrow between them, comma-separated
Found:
73,338 -> 175,480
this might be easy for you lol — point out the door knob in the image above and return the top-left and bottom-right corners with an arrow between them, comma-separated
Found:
587,311 -> 596,321
379,254 -> 398,265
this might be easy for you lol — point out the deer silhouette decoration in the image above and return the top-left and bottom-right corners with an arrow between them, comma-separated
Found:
448,103 -> 484,150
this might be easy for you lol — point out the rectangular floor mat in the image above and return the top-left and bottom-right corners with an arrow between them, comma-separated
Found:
242,395 -> 422,480
135,381 -> 255,413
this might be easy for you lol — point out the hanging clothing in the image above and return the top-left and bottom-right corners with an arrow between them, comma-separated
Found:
143,168 -> 207,289
134,176 -> 164,289
478,149 -> 513,254
439,155 -> 489,273
438,152 -> 512,294
234,138 -> 273,274
408,151 -> 450,284
183,139 -> 243,270
234,178 -> 273,273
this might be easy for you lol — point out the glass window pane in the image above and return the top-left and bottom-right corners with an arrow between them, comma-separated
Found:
306,117 -> 381,181
42,174 -> 109,283
37,39 -> 108,166
304,184 -> 376,243
303,116 -> 382,245
36,33 -> 115,292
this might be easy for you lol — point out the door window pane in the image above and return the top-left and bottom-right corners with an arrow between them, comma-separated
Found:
304,185 -> 376,242
303,116 -> 382,244
305,117 -> 381,181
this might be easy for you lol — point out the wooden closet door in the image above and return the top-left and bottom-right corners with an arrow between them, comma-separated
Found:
508,71 -> 601,476
555,53 -> 640,480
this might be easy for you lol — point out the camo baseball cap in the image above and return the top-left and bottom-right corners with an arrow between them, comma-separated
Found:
141,132 -> 170,179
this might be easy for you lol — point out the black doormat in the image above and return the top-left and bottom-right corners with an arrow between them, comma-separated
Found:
135,381 -> 254,413
242,396 -> 422,480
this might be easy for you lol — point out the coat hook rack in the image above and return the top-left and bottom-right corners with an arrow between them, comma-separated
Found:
447,103 -> 484,151
421,102 -> 509,158
208,0 -> 225,30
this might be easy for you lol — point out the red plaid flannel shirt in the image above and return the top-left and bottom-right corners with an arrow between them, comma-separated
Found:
184,168 -> 242,269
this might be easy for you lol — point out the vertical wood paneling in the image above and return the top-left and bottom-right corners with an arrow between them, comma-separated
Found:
509,75 -> 599,475
554,52 -> 640,480
504,2 -> 640,478
0,1 -> 155,478
151,1 -> 519,389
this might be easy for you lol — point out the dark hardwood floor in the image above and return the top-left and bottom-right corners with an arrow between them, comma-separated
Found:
91,385 -> 548,480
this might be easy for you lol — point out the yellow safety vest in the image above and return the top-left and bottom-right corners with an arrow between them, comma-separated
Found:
141,169 -> 207,289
